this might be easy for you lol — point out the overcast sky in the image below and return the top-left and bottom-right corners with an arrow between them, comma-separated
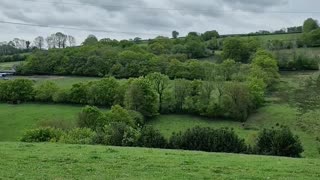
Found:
0,0 -> 319,44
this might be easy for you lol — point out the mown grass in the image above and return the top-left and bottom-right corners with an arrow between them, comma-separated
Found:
0,142 -> 319,179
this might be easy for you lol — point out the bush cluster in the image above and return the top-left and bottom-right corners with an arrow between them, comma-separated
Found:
22,111 -> 304,158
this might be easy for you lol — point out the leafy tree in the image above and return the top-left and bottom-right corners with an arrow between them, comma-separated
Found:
124,78 -> 159,118
185,40 -> 206,58
169,126 -> 247,153
173,79 -> 192,112
138,126 -> 167,148
303,18 -> 319,33
105,105 -> 136,128
222,82 -> 252,121
255,127 -> 304,157
86,77 -> 121,107
4,79 -> 34,103
33,36 -> 45,50
206,37 -> 219,50
172,30 -> 179,39
69,82 -> 89,104
251,50 -> 279,87
146,73 -> 170,112
78,106 -> 104,131
201,30 -> 219,41
247,77 -> 266,108
82,35 -> 98,46
35,81 -> 59,102
222,37 -> 250,63
219,59 -> 237,81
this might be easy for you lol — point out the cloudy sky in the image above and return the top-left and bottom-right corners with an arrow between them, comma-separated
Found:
0,0 -> 319,44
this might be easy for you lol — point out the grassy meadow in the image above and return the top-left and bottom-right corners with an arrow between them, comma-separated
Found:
1,142 -> 320,179
0,103 -> 83,141
0,61 -> 23,71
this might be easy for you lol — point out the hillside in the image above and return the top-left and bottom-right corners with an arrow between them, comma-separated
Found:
1,142 -> 320,179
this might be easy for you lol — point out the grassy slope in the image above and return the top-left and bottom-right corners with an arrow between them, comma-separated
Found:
1,142 -> 320,180
0,104 -> 82,141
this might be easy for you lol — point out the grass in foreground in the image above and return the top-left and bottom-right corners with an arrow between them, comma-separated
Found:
0,142 -> 320,179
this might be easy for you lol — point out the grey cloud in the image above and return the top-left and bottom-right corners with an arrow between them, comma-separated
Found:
0,0 -> 317,43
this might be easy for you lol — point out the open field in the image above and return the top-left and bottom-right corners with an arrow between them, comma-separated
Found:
0,61 -> 23,71
0,102 -> 319,158
0,103 -> 83,141
0,142 -> 320,179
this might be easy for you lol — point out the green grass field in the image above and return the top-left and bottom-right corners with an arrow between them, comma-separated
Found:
1,142 -> 320,179
0,103 -> 83,141
0,61 -> 23,70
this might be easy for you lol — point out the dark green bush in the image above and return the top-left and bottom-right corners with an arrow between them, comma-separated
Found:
78,106 -> 104,131
169,126 -> 247,153
21,128 -> 63,142
138,126 -> 167,148
255,127 -> 304,157
104,122 -> 140,146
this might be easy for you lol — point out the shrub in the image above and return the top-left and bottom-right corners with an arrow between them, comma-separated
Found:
37,119 -> 76,130
169,126 -> 247,153
59,128 -> 96,145
124,78 -> 159,118
78,106 -> 104,131
34,81 -> 59,102
138,126 -> 167,148
255,127 -> 304,157
104,122 -> 140,146
105,105 -> 136,128
21,128 -> 63,142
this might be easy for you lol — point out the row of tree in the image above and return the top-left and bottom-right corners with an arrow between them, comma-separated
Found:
1,49 -> 278,121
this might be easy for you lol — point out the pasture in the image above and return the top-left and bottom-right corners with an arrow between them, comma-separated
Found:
0,61 -> 22,71
0,103 -> 82,141
1,142 -> 320,179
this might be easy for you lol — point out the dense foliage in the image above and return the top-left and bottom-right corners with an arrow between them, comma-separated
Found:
255,127 -> 304,157
169,126 -> 247,153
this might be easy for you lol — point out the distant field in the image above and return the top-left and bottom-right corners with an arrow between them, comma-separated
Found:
1,142 -> 320,179
0,61 -> 23,71
0,103 -> 83,141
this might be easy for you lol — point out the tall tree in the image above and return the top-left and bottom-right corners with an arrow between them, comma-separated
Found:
303,18 -> 319,33
82,35 -> 98,46
172,31 -> 179,39
67,35 -> 76,47
146,73 -> 170,112
34,36 -> 45,50
55,32 -> 67,48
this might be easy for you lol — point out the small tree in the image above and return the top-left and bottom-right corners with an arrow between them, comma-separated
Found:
172,31 -> 179,39
78,106 -> 104,131
255,127 -> 304,157
124,78 -> 159,118
146,73 -> 170,112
